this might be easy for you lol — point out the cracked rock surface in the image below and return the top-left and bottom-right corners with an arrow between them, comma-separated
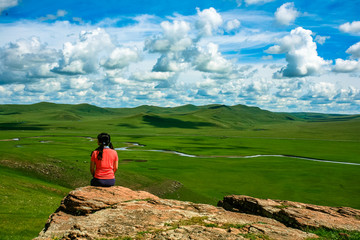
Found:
218,195 -> 360,231
34,186 -> 358,240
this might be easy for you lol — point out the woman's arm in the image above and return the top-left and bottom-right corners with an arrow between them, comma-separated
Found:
90,161 -> 96,177
113,160 -> 118,174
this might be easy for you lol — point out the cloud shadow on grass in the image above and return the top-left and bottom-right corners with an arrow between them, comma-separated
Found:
142,115 -> 215,129
0,122 -> 47,130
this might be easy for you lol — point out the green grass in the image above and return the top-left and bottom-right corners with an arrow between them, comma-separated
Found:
0,166 -> 70,240
305,228 -> 360,240
0,102 -> 359,239
118,150 -> 360,207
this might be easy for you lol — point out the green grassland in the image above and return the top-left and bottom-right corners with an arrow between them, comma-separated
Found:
0,102 -> 360,239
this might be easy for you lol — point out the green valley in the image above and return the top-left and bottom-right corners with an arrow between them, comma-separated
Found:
0,102 -> 359,239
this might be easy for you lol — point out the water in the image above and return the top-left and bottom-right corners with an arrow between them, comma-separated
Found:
4,137 -> 359,166
115,143 -> 360,166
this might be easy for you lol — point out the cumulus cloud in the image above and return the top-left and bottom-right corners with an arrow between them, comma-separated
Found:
70,76 -> 94,90
145,8 -> 234,79
240,79 -> 271,98
339,21 -> 360,34
333,59 -> 360,73
275,2 -> 300,26
146,21 -> 192,53
225,19 -> 241,32
194,43 -> 233,74
0,0 -> 18,14
152,52 -> 191,72
266,27 -> 329,78
145,20 -> 194,73
0,37 -> 59,84
334,87 -> 360,103
196,7 -> 223,37
300,82 -> 337,103
346,41 -> 360,59
315,35 -> 330,45
25,79 -> 62,93
332,42 -> 360,73
101,47 -> 140,70
131,71 -> 176,81
52,28 -> 113,75
275,78 -> 305,98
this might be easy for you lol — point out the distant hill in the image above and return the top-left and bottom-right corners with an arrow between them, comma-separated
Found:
0,102 -> 359,129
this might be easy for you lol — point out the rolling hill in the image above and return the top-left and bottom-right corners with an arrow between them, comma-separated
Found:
1,102 -> 358,131
1,101 -> 359,240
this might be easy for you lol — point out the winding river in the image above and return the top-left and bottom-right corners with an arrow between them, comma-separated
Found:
115,143 -> 360,166
2,137 -> 359,166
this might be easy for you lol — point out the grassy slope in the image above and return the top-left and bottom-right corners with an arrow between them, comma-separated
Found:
0,102 -> 359,239
0,166 -> 70,240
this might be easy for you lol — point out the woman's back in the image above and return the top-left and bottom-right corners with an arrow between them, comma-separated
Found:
91,148 -> 118,179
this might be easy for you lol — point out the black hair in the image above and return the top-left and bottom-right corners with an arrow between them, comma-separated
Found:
90,132 -> 114,160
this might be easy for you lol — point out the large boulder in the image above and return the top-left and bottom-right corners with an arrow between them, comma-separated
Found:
218,195 -> 360,231
35,186 -> 317,240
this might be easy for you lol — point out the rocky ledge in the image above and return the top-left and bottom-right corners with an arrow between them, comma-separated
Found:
35,186 -> 360,240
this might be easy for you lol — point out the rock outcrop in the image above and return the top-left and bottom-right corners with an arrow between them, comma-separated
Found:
35,186 -> 360,240
218,195 -> 360,232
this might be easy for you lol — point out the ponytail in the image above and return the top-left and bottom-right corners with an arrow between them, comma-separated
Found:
91,133 -> 114,160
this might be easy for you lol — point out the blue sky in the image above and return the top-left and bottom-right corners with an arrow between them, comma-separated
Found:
0,0 -> 360,113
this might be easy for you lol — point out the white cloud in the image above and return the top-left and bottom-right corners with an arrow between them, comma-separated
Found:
196,7 -> 223,37
148,90 -> 167,99
275,78 -> 305,98
0,36 -> 59,84
152,53 -> 191,72
145,20 -> 192,53
266,27 -> 329,78
301,82 -> 337,103
25,79 -> 62,93
194,43 -> 233,74
38,10 -> 68,21
101,47 -> 140,70
0,0 -> 18,14
334,87 -> 360,103
315,35 -> 330,45
339,21 -> 360,34
332,42 -> 360,73
346,42 -> 360,59
131,71 -> 176,81
333,59 -> 360,73
225,19 -> 241,32
70,76 -> 93,89
161,21 -> 191,45
1,8 -> 360,113
275,2 -> 300,26
52,28 -> 114,75
145,20 -> 194,73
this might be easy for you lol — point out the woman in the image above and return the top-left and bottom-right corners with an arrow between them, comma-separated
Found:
90,133 -> 118,187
